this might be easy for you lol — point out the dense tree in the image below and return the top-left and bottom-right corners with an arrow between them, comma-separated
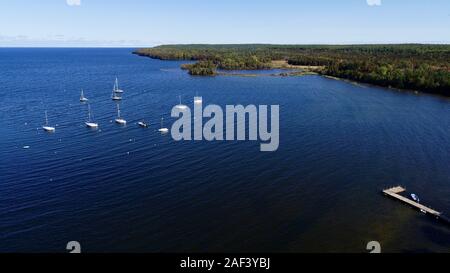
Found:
134,44 -> 450,97
181,61 -> 217,76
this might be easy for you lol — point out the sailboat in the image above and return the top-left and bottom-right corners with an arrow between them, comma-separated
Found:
194,92 -> 202,104
85,104 -> 99,128
111,78 -> 123,100
111,88 -> 122,101
42,111 -> 56,132
80,89 -> 89,102
115,104 -> 126,125
158,117 -> 169,133
113,77 -> 124,93
175,95 -> 188,110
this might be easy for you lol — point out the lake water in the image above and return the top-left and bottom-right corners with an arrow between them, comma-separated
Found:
0,48 -> 449,253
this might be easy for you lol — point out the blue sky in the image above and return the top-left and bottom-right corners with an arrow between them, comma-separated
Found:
0,0 -> 449,47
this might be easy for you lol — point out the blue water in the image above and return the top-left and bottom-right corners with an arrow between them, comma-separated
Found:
0,48 -> 449,253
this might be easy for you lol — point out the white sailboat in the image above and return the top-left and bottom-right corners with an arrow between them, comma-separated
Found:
175,95 -> 188,110
42,110 -> 56,132
115,104 -> 126,125
111,88 -> 122,101
85,104 -> 99,128
80,89 -> 89,102
113,77 -> 124,93
158,117 -> 169,133
194,92 -> 202,104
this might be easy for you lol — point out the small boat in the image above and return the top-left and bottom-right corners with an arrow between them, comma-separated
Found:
115,104 -> 126,125
175,95 -> 188,110
113,77 -> 124,93
420,209 -> 427,214
85,104 -> 99,128
138,120 -> 148,128
42,111 -> 56,132
158,117 -> 169,133
410,194 -> 420,203
80,89 -> 88,102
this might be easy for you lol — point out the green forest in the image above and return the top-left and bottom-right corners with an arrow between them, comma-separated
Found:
134,44 -> 450,97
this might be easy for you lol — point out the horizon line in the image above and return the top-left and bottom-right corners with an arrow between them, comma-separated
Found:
1,42 -> 450,49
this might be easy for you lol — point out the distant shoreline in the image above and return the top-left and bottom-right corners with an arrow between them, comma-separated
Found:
133,44 -> 450,97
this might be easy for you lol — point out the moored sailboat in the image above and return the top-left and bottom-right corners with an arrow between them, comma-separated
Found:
194,91 -> 202,104
115,104 -> 126,125
111,78 -> 123,100
113,77 -> 124,93
42,110 -> 56,132
175,95 -> 188,110
85,104 -> 99,128
111,88 -> 122,101
80,89 -> 89,102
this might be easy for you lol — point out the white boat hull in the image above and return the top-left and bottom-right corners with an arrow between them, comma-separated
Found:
42,126 -> 56,132
115,118 -> 127,125
158,128 -> 169,133
85,122 -> 98,128
176,105 -> 188,110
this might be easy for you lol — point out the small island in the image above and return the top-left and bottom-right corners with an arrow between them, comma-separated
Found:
134,44 -> 450,97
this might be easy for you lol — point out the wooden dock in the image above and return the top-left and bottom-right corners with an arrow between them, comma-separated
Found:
382,186 -> 441,217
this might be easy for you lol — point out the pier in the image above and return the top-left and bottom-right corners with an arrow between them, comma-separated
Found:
382,186 -> 450,225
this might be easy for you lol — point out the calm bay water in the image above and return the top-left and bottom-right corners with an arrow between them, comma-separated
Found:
0,48 -> 449,253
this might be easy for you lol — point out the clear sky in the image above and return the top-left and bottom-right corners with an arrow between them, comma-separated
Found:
0,0 -> 449,47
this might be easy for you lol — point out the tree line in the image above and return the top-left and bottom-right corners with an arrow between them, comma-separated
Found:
134,44 -> 450,96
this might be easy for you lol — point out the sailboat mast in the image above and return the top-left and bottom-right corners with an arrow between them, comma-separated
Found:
45,110 -> 48,125
117,104 -> 121,118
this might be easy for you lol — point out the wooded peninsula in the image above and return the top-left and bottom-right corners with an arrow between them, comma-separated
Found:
134,44 -> 450,97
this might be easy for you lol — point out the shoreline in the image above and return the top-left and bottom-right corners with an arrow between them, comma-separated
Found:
134,51 -> 450,99
133,44 -> 450,98
321,75 -> 450,100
